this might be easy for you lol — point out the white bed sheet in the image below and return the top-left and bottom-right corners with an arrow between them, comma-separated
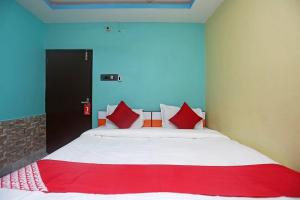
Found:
0,128 -> 298,200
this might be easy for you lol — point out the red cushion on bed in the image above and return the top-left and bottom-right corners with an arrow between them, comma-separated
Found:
169,102 -> 202,129
107,101 -> 139,129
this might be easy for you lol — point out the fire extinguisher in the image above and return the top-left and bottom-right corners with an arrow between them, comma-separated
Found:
82,98 -> 91,116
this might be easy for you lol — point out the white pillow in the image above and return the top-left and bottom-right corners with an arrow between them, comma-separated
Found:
106,104 -> 144,129
160,104 -> 205,129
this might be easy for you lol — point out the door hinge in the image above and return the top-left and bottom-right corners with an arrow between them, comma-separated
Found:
84,51 -> 88,61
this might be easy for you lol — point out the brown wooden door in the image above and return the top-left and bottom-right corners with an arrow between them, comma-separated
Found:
46,50 -> 92,153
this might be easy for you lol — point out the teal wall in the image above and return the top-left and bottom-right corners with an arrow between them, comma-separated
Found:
0,0 -> 45,121
45,23 -> 205,127
0,4 -> 205,127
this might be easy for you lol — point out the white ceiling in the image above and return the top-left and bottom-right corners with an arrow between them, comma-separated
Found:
17,0 -> 223,23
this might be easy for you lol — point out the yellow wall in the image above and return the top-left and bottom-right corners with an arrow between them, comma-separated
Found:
206,0 -> 300,171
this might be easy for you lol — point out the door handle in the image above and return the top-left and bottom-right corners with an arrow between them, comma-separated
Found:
81,98 -> 90,104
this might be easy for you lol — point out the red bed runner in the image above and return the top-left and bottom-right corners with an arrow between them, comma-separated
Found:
2,160 -> 300,197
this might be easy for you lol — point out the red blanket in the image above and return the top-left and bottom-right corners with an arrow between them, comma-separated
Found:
2,160 -> 300,197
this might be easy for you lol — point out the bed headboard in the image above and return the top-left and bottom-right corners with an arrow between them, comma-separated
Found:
98,111 -> 162,127
98,111 -> 205,127
143,112 -> 162,127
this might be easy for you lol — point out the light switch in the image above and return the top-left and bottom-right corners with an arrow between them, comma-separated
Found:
100,74 -> 119,81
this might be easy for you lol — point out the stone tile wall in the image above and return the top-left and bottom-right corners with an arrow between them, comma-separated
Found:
0,115 -> 46,177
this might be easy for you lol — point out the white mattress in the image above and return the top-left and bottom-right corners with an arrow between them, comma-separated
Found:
0,128 -> 298,200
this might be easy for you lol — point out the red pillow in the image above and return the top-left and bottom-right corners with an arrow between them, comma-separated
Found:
107,101 -> 140,129
169,102 -> 202,129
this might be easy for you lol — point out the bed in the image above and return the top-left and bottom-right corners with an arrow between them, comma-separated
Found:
1,127 -> 299,200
